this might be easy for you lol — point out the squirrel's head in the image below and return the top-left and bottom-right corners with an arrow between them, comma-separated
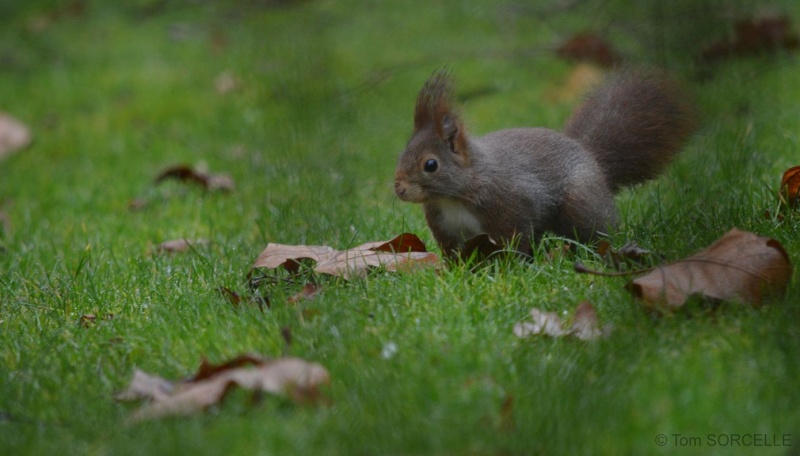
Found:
394,70 -> 470,203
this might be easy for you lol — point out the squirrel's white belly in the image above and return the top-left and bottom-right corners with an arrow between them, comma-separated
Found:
437,200 -> 483,239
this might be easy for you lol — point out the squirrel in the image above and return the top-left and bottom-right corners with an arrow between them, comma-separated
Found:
394,69 -> 696,258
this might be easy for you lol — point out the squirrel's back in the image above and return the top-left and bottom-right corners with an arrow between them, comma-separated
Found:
563,70 -> 696,191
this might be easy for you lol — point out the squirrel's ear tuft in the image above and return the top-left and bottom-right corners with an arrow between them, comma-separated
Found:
414,69 -> 455,132
413,69 -> 468,160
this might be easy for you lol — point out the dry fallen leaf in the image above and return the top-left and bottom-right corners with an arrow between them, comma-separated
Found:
0,112 -> 33,160
115,369 -> 175,402
0,210 -> 10,236
288,283 -> 322,303
217,286 -> 242,306
627,228 -> 792,309
78,313 -> 113,328
702,15 -> 799,62
216,286 -> 269,310
570,301 -> 602,341
514,301 -> 605,341
780,165 -> 800,209
26,0 -> 86,32
499,394 -> 515,432
117,355 -> 329,422
156,238 -> 210,253
192,354 -> 267,382
513,308 -> 565,338
556,32 -> 621,67
214,71 -> 238,94
252,233 -> 439,280
597,240 -> 651,269
155,164 -> 234,192
79,314 -> 97,327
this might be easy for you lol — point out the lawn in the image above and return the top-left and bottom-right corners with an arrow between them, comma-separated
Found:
1,1 -> 799,455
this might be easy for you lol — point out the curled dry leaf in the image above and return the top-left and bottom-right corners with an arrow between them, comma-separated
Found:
216,287 -> 269,310
597,240 -> 651,270
214,71 -> 238,94
115,369 -> 175,402
780,165 -> 800,209
0,112 -> 33,160
513,301 -> 604,341
702,15 -> 799,62
556,32 -> 621,67
251,233 -> 439,280
192,354 -> 267,382
217,286 -> 242,306
155,164 -> 235,192
156,238 -> 210,253
117,356 -> 330,422
79,314 -> 97,327
570,301 -> 603,341
288,283 -> 322,303
627,228 -> 792,310
78,313 -> 114,328
513,308 -> 565,338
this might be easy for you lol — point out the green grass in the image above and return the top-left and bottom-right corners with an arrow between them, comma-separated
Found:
2,1 -> 800,454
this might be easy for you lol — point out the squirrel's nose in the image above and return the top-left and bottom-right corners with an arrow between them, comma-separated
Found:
394,180 -> 406,196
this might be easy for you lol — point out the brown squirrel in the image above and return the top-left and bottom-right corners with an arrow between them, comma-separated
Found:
394,69 -> 696,258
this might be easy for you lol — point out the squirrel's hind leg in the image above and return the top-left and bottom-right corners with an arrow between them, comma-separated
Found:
556,184 -> 618,243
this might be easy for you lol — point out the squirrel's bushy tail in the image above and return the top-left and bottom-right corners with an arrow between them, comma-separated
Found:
563,70 -> 696,192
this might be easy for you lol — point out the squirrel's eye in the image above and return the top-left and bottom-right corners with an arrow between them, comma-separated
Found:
423,159 -> 438,173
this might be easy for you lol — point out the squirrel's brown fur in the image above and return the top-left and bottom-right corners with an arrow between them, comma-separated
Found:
394,69 -> 696,258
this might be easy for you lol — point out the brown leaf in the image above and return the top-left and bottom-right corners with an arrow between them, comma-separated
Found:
514,301 -> 605,340
118,356 -> 330,422
115,369 -> 175,402
701,15 -> 799,62
780,166 -> 800,209
79,314 -> 96,328
26,0 -> 87,32
597,240 -> 651,269
217,286 -> 269,310
155,164 -> 234,192
499,394 -> 515,431
0,209 -> 10,236
627,228 -> 792,309
192,354 -> 267,382
214,71 -> 238,94
217,287 -> 242,306
556,32 -> 621,67
287,284 -> 322,303
301,309 -> 321,321
570,301 -> 602,341
280,327 -> 293,348
79,313 -> 114,328
156,238 -> 210,253
513,308 -> 565,338
251,233 -> 439,280
0,113 -> 33,160
128,198 -> 149,211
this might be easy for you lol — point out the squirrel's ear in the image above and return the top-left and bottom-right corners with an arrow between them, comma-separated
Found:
441,115 -> 458,148
440,114 -> 468,157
